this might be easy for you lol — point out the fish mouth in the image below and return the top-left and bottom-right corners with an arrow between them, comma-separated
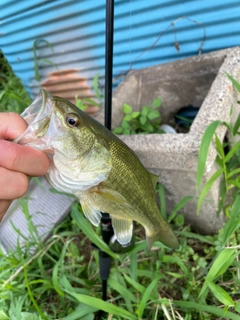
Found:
14,89 -> 61,152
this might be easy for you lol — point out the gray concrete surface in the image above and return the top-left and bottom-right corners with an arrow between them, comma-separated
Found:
95,47 -> 240,234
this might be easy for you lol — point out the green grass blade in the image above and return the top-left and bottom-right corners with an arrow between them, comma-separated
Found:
199,249 -> 237,297
197,168 -> 224,214
0,311 -> 9,319
63,304 -> 96,320
71,204 -> 118,259
23,265 -> 47,319
224,141 -> 240,163
176,231 -> 214,245
136,275 -> 161,318
168,196 -> 193,222
93,74 -> 102,100
222,195 -> 240,245
157,183 -> 167,220
123,274 -> 145,294
233,113 -> 240,135
108,276 -> 137,302
173,300 -> 239,319
226,73 -> 240,93
215,133 -> 225,160
227,167 -> 240,179
130,251 -> 138,281
65,291 -> 137,320
197,120 -> 221,192
207,280 -> 234,306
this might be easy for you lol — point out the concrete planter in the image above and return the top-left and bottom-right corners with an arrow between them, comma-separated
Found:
95,47 -> 240,234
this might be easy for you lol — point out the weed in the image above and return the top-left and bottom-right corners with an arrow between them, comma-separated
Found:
113,98 -> 164,135
1,63 -> 240,319
0,52 -> 31,114
75,74 -> 103,111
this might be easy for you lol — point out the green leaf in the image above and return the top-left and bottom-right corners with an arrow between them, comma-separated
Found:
233,113 -> 240,135
123,274 -> 145,294
0,311 -> 9,319
32,39 -> 56,82
65,291 -> 137,320
123,128 -> 131,135
131,111 -> 140,118
197,168 -> 224,214
175,214 -> 185,226
140,122 -> 154,133
122,120 -> 130,129
71,204 -> 118,259
108,277 -> 137,303
226,73 -> 240,93
207,280 -> 234,306
199,249 -> 237,297
113,127 -> 123,134
63,304 -> 96,320
152,97 -> 162,108
222,195 -> 240,245
140,115 -> 147,125
123,103 -> 132,114
82,98 -> 100,107
147,110 -> 160,120
224,141 -> 240,163
141,106 -> 151,116
93,74 -> 102,100
176,231 -> 214,244
215,134 -> 225,160
136,275 -> 161,318
197,120 -> 221,192
157,184 -> 167,220
168,196 -> 193,222
123,114 -> 132,122
173,301 -> 239,320
234,302 -> 240,313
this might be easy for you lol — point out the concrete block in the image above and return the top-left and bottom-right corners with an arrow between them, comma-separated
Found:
94,47 -> 240,234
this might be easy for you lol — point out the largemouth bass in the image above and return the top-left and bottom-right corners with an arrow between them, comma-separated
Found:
15,90 -> 179,250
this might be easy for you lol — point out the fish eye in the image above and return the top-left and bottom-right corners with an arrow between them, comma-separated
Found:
66,113 -> 80,127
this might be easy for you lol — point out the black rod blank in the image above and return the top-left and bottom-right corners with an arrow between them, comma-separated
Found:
104,0 -> 114,130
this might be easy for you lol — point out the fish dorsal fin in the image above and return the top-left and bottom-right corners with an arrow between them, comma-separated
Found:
149,172 -> 159,188
111,217 -> 133,245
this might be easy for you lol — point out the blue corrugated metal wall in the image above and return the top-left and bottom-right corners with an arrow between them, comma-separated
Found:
1,0 -> 240,97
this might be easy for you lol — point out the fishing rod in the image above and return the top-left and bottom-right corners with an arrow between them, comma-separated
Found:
98,0 -> 134,313
98,0 -> 114,311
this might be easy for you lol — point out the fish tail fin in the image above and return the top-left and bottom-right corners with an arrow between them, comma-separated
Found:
146,227 -> 179,252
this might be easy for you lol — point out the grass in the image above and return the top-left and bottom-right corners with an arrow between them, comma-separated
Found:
0,53 -> 240,319
0,51 -> 31,114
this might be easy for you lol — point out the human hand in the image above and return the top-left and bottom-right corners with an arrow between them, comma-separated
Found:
0,112 -> 50,220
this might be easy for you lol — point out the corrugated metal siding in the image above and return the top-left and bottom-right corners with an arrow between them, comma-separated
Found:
1,0 -> 240,98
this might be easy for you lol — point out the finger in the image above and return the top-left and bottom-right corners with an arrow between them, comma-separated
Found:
0,140 -> 50,176
0,167 -> 29,200
0,200 -> 12,221
0,112 -> 28,140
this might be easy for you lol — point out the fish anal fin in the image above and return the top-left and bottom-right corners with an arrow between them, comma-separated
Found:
111,217 -> 133,246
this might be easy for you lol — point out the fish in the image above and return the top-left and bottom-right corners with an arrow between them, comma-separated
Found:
15,89 -> 179,251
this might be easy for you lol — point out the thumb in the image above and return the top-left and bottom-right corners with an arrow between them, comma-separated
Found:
0,112 -> 28,140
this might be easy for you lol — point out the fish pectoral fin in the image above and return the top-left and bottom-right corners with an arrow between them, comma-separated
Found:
80,199 -> 102,227
98,187 -> 130,205
111,217 -> 133,246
